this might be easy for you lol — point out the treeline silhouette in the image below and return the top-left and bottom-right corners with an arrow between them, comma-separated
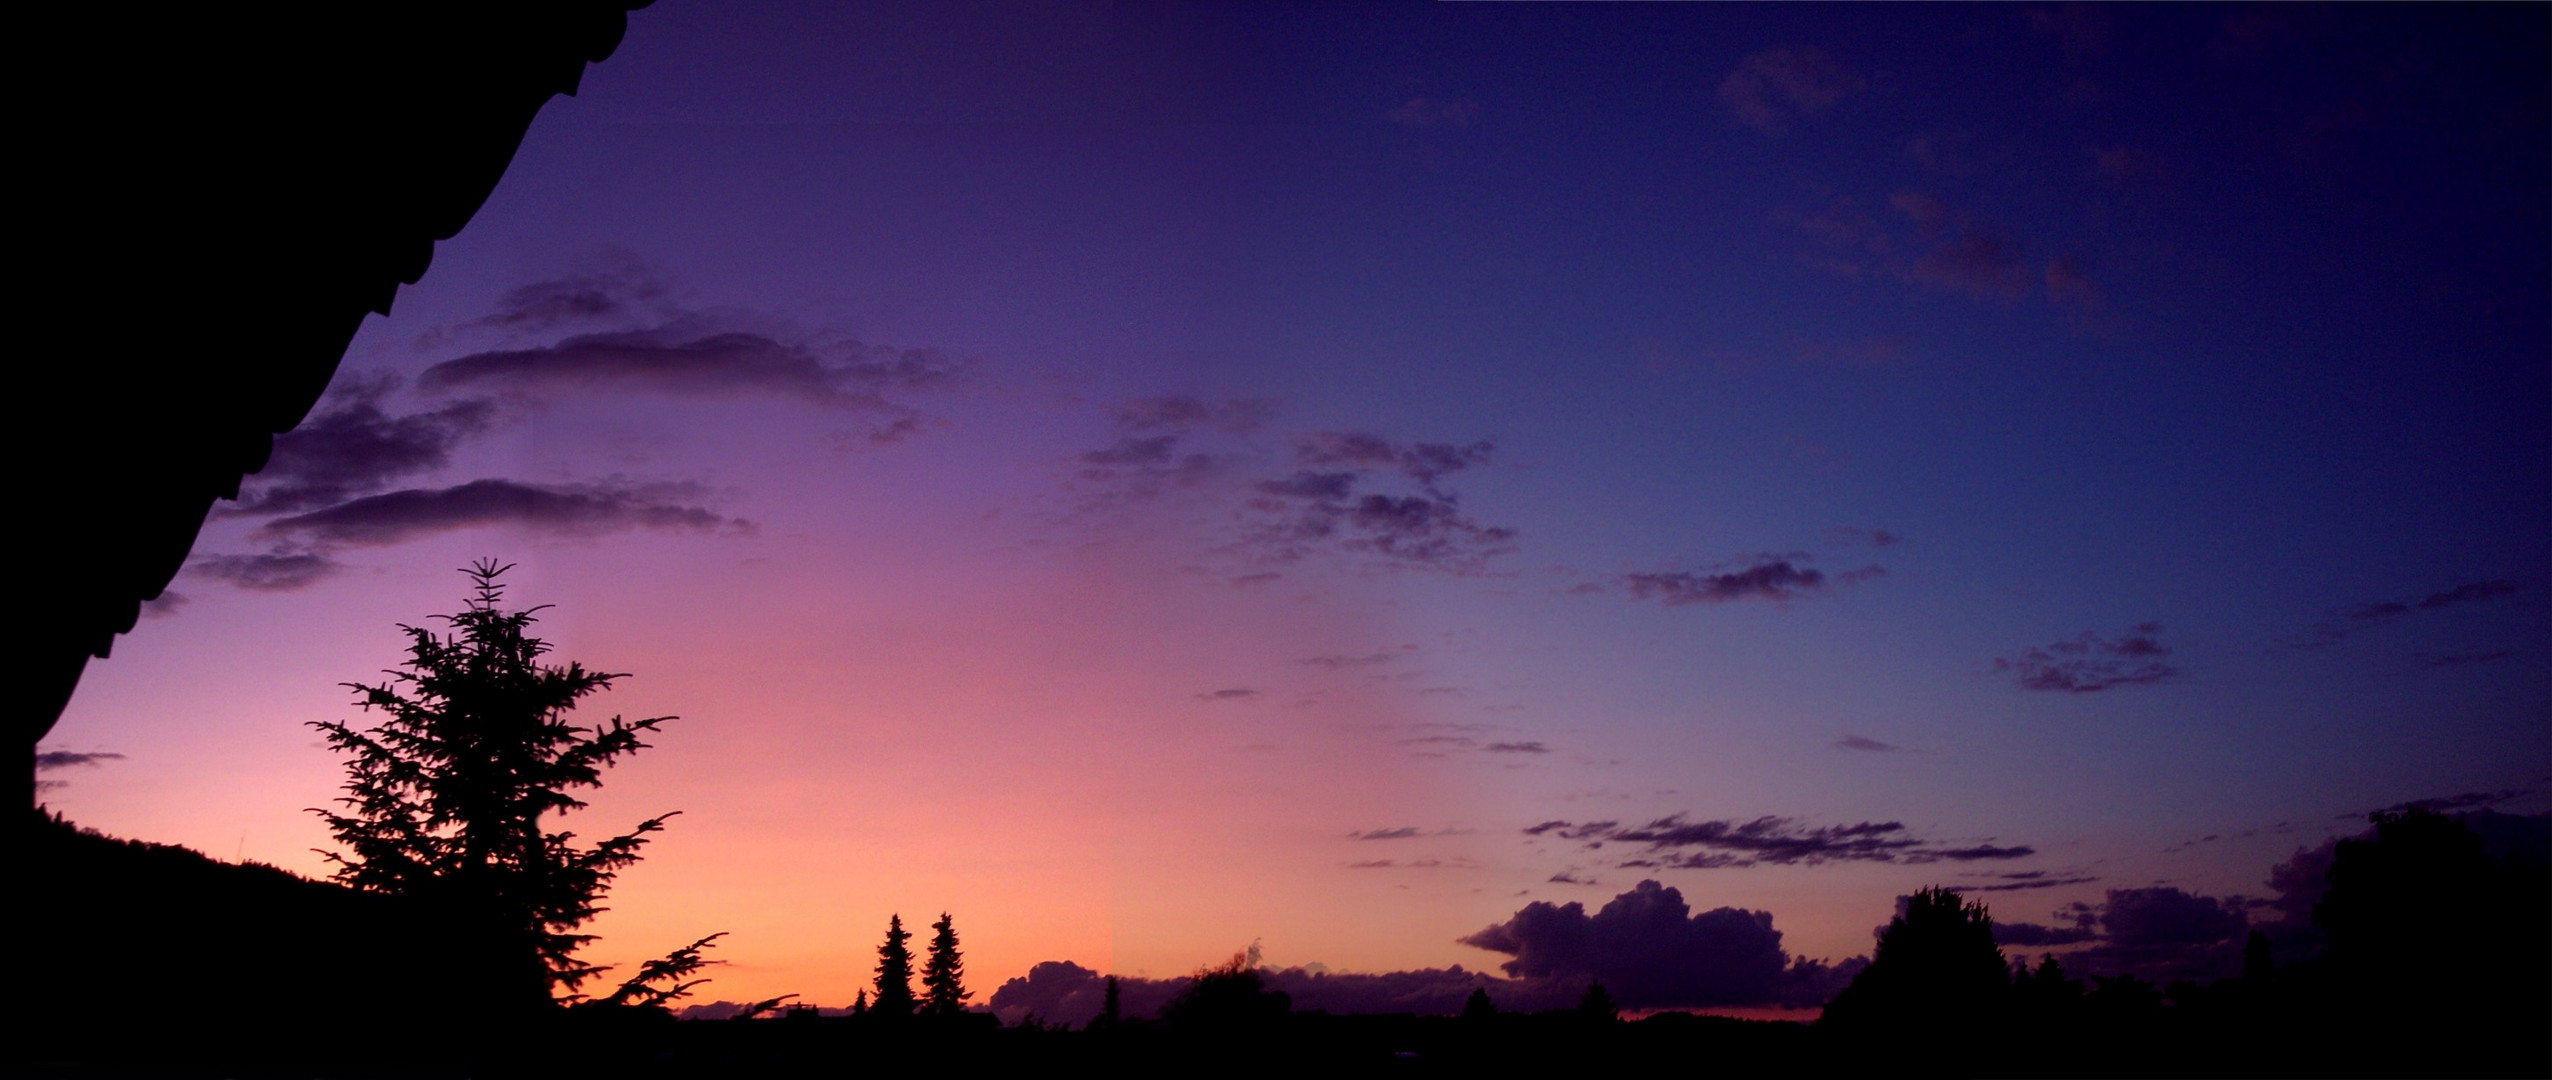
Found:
19,570 -> 2543,1076
21,806 -> 2545,1077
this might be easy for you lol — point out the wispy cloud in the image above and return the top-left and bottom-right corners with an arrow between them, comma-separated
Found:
1300,647 -> 1417,671
225,378 -> 496,516
1530,814 -> 2033,869
1720,47 -> 1864,135
36,750 -> 126,771
2286,579 -> 2522,650
1349,827 -> 1425,841
1832,735 -> 1902,752
1994,623 -> 2178,693
1791,191 -> 2099,309
1196,687 -> 1261,702
256,479 -> 748,548
1621,559 -> 1834,606
192,549 -> 340,592
1386,97 -> 1478,129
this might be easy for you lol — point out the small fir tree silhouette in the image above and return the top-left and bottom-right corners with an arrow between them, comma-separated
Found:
922,911 -> 970,1015
873,914 -> 918,1017
851,989 -> 869,1016
1576,979 -> 1619,1022
1460,986 -> 1497,1022
1097,975 -> 1122,1028
310,560 -> 684,1007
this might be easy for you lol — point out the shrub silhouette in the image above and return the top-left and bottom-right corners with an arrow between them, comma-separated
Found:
1162,949 -> 1291,1033
1818,887 -> 2009,1067
310,560 -> 689,1010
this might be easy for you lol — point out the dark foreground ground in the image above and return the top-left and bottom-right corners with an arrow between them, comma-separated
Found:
18,813 -> 2548,1079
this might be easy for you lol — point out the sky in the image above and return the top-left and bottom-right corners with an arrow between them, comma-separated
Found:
39,2 -> 2549,1016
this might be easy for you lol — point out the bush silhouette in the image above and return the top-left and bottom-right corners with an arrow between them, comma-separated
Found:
1162,949 -> 1291,1033
1818,887 -> 2009,1066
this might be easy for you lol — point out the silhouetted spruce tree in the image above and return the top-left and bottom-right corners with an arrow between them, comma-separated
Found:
873,914 -> 918,1017
1575,980 -> 1619,1022
1460,987 -> 1497,1022
1092,975 -> 1122,1029
310,560 -> 680,1008
922,911 -> 970,1016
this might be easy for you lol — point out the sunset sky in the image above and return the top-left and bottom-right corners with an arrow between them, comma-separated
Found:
40,3 -> 2547,1013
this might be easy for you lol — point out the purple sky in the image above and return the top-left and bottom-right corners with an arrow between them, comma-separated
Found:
41,3 -> 2548,1010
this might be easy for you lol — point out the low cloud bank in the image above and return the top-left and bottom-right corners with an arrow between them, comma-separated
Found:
991,880 -> 1866,1025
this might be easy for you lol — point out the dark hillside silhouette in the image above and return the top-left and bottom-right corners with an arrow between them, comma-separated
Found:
21,811 -> 495,1064
18,0 -> 649,809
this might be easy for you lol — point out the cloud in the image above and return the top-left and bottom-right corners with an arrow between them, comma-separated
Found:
2288,579 -> 2523,649
1081,435 -> 1179,467
1293,432 -> 1495,494
1994,914 -> 2099,947
256,479 -> 746,548
1350,827 -> 1424,841
1532,814 -> 2034,868
2409,650 -> 2521,669
1622,560 -> 1828,606
1832,735 -> 1902,752
2044,256 -> 2103,308
986,960 -> 1527,1026
1993,623 -> 2178,693
1720,47 -> 1864,135
1458,879 -> 1848,1008
2025,887 -> 2252,982
2029,3 -> 2112,57
35,749 -> 126,792
1300,647 -> 1415,670
1484,741 -> 1551,755
1111,396 -> 1277,436
1891,193 -> 2034,301
1386,97 -> 1477,129
1964,872 -> 2101,893
2369,788 -> 2532,816
228,381 -> 497,516
1068,412 -> 1517,577
1793,191 -> 2098,311
1829,527 -> 1903,548
1236,434 -> 1516,573
987,961 -> 1176,1027
192,549 -> 340,591
466,263 -> 673,336
420,328 -> 962,443
138,591 -> 189,619
35,750 -> 126,771
1196,687 -> 1260,702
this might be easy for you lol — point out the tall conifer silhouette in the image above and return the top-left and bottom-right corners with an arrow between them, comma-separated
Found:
873,914 -> 917,1017
310,560 -> 678,1008
922,911 -> 970,1015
